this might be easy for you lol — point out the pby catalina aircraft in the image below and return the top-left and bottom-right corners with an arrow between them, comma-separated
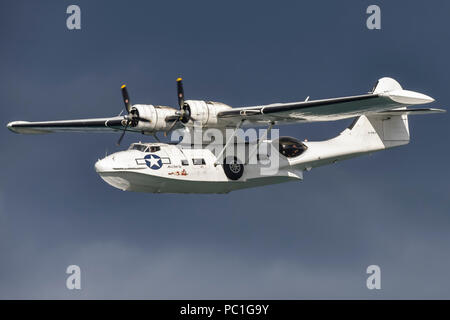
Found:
7,77 -> 445,194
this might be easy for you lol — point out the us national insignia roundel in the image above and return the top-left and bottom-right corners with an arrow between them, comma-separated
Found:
144,154 -> 163,170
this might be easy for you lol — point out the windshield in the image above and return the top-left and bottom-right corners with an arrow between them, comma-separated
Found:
129,144 -> 148,152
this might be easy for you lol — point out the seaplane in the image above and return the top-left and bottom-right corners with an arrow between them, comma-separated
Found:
7,77 -> 445,194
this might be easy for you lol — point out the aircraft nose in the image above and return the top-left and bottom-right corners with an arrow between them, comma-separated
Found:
95,157 -> 112,172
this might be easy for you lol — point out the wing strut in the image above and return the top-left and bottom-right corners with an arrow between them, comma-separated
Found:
213,119 -> 245,166
246,121 -> 274,164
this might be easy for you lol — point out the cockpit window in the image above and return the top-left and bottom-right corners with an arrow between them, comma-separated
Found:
275,137 -> 307,158
129,144 -> 148,152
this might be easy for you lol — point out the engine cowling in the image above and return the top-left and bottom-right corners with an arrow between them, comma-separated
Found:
127,101 -> 232,133
131,104 -> 178,132
183,100 -> 232,127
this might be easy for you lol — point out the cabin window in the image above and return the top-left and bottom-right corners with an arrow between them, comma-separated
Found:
149,146 -> 160,152
192,158 -> 206,165
181,159 -> 189,166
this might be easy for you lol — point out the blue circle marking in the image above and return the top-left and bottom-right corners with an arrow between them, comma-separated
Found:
144,154 -> 163,170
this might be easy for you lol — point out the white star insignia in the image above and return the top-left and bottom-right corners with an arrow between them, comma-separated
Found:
147,155 -> 161,168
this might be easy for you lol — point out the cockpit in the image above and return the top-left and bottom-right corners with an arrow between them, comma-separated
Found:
128,143 -> 149,152
274,137 -> 307,158
128,143 -> 161,153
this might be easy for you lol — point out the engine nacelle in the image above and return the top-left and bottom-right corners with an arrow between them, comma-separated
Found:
129,101 -> 232,133
132,104 -> 178,132
184,100 -> 232,127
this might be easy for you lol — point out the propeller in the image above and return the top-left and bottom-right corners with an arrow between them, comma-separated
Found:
116,84 -> 141,146
117,118 -> 131,146
117,80 -> 196,144
164,77 -> 195,134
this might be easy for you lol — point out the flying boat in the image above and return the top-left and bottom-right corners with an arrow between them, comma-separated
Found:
7,77 -> 445,193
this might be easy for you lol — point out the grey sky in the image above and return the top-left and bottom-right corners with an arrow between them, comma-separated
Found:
0,0 -> 449,298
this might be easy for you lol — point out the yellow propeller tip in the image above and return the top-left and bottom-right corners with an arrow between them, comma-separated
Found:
176,77 -> 182,82
121,84 -> 126,89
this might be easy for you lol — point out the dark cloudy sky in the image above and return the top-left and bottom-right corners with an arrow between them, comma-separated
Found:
1,0 -> 449,299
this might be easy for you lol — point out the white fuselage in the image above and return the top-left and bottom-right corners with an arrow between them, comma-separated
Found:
94,113 -> 410,194
95,142 -> 303,194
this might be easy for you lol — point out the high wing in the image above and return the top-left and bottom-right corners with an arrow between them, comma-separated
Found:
216,77 -> 444,126
6,77 -> 445,135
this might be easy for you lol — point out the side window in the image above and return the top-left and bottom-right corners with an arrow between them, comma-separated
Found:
192,158 -> 206,165
150,146 -> 160,152
181,159 -> 189,166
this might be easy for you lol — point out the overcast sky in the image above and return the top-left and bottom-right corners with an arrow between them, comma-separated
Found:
1,0 -> 449,299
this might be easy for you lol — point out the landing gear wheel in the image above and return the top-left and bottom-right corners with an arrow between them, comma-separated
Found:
223,156 -> 244,180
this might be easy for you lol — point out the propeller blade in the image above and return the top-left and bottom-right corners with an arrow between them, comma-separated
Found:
167,118 -> 179,132
176,77 -> 184,109
116,119 -> 130,146
121,84 -> 132,113
165,113 -> 181,122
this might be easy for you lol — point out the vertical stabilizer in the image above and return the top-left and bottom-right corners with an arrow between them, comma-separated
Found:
347,114 -> 410,149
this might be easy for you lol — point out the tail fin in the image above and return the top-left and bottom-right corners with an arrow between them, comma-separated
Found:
346,76 -> 445,149
347,114 -> 409,149
291,114 -> 411,170
291,78 -> 444,170
346,105 -> 445,149
291,104 -> 444,170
